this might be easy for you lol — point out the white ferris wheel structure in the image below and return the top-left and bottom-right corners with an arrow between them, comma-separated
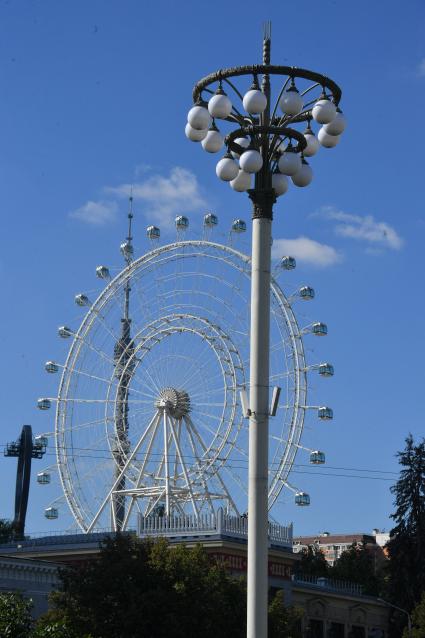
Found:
37,205 -> 333,533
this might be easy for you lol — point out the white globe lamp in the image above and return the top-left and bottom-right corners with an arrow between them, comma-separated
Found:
292,160 -> 313,187
278,150 -> 301,176
202,127 -> 224,153
239,149 -> 263,174
216,155 -> 239,181
185,123 -> 208,142
279,86 -> 303,116
243,88 -> 267,114
303,124 -> 320,157
208,88 -> 233,119
187,104 -> 211,130
272,173 -> 289,196
312,97 -> 337,124
324,110 -> 346,136
230,170 -> 252,192
318,127 -> 340,148
231,137 -> 250,159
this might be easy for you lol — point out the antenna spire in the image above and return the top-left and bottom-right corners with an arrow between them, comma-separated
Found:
127,188 -> 134,244
113,188 -> 136,530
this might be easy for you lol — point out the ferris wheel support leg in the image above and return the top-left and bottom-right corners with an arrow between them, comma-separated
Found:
247,191 -> 274,638
86,411 -> 161,533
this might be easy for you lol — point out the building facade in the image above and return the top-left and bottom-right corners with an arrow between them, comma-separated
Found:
0,555 -> 61,617
293,531 -> 388,567
0,517 -> 390,635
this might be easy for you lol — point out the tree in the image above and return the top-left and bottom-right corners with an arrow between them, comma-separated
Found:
403,592 -> 425,638
329,542 -> 380,596
32,614 -> 84,638
0,592 -> 33,638
49,534 -> 247,638
295,545 -> 329,577
386,434 -> 425,614
268,590 -> 303,638
0,519 -> 16,543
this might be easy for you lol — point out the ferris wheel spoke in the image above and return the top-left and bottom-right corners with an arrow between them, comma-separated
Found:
195,411 -> 222,422
194,402 -> 226,408
141,367 -> 162,396
72,334 -> 120,370
190,415 -> 242,461
189,387 -> 226,401
90,311 -> 130,353
186,365 -> 230,392
61,366 -> 121,390
59,415 -> 114,434
178,353 -> 221,389
221,464 -> 248,497
269,371 -> 293,381
126,374 -> 159,400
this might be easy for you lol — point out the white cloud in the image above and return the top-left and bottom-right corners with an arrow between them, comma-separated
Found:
272,236 -> 343,268
319,206 -> 404,251
69,200 -> 118,225
418,59 -> 425,77
107,167 -> 207,228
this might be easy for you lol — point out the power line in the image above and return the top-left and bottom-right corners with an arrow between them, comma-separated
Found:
2,444 -> 399,476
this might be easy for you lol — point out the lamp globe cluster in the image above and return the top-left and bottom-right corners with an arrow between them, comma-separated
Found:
186,70 -> 345,198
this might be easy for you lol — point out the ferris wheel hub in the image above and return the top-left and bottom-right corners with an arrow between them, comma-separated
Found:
155,387 -> 191,418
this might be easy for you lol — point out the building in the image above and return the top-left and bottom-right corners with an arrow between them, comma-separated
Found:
0,515 -> 390,636
0,555 -> 61,617
293,531 -> 389,567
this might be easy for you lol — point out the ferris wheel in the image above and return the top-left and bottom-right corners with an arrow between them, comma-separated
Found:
37,209 -> 333,532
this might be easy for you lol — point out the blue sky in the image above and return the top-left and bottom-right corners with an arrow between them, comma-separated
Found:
0,0 -> 424,537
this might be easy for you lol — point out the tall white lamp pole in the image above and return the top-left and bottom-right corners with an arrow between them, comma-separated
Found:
186,23 -> 345,637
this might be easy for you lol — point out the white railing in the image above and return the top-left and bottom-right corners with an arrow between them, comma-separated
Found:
293,574 -> 363,596
137,508 -> 293,547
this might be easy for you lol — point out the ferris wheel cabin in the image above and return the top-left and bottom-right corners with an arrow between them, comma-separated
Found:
280,256 -> 296,270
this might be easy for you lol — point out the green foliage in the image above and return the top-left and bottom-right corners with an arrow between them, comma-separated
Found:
49,534 -> 247,638
268,590 -> 303,637
0,519 -> 16,543
329,542 -> 381,596
404,592 -> 425,638
387,435 -> 425,615
32,612 -> 84,638
0,592 -> 33,638
295,545 -> 329,577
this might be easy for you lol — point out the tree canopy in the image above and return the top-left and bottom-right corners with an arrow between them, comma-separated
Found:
295,544 -> 329,577
329,542 -> 380,596
0,592 -> 33,638
404,592 -> 425,638
268,590 -> 303,638
37,534 -> 302,638
386,435 -> 425,613
0,519 -> 16,543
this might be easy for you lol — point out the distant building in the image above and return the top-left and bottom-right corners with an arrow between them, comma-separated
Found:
0,515 -> 390,636
0,555 -> 60,617
293,530 -> 390,566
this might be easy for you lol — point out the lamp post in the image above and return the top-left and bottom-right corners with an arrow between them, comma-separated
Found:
186,23 -> 344,638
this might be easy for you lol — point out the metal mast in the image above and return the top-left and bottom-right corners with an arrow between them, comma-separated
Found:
112,195 -> 135,530
4,425 -> 46,540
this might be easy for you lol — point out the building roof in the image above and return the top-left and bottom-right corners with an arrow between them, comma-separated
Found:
293,533 -> 377,545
